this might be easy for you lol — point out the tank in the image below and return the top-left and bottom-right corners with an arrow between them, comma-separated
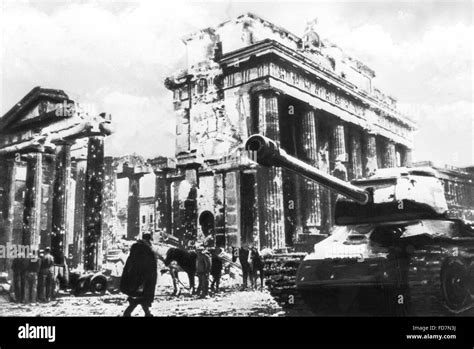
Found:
245,134 -> 474,315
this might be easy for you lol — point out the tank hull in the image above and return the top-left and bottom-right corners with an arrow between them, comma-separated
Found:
295,220 -> 474,316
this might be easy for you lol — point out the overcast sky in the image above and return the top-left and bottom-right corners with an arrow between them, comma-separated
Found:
1,0 -> 473,175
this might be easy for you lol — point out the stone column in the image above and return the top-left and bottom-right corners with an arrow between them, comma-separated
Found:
329,123 -> 346,225
255,91 -> 285,249
182,167 -> 198,247
127,174 -> 144,239
350,129 -> 363,179
101,157 -> 117,253
401,147 -> 413,167
299,109 -> 321,233
331,123 -> 346,161
0,157 -> 16,273
382,139 -> 397,168
51,143 -> 72,263
213,173 -> 226,247
364,133 -> 378,176
22,152 -> 43,248
154,169 -> 171,235
84,136 -> 105,271
316,118 -> 332,235
224,171 -> 240,248
72,157 -> 87,268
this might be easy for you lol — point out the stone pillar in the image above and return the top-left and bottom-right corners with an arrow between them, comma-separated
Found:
22,152 -> 43,248
213,173 -> 226,247
382,139 -> 397,168
102,157 -> 117,251
350,129 -> 363,179
127,174 -> 143,239
0,157 -> 16,274
182,167 -> 198,247
72,157 -> 87,268
401,147 -> 413,167
154,169 -> 171,235
331,123 -> 346,162
299,109 -> 321,233
317,118 -> 332,235
224,171 -> 240,248
329,123 -> 346,224
84,136 -> 105,271
239,170 -> 258,247
51,143 -> 72,263
364,133 -> 378,176
255,91 -> 285,249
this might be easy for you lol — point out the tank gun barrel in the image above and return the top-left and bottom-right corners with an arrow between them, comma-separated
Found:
245,134 -> 370,205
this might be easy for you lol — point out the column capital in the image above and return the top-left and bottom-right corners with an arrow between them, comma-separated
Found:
249,83 -> 282,97
53,139 -> 75,147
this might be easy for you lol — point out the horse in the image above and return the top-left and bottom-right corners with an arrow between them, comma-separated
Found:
248,247 -> 264,289
155,244 -> 197,296
231,246 -> 265,289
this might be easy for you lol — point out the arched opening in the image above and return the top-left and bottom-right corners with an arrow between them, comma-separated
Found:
199,210 -> 215,237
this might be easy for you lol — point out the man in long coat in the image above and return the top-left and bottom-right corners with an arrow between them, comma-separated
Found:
120,233 -> 157,317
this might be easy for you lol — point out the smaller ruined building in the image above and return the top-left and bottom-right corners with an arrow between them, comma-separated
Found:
0,87 -> 112,272
161,13 -> 418,251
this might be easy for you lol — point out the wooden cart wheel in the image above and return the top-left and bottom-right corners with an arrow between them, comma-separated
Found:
441,257 -> 469,311
91,276 -> 107,295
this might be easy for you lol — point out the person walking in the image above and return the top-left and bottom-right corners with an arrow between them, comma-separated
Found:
120,233 -> 157,317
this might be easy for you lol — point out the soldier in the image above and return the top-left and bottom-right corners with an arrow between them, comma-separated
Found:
195,244 -> 211,299
23,254 -> 41,303
120,233 -> 157,317
39,247 -> 55,302
11,257 -> 27,303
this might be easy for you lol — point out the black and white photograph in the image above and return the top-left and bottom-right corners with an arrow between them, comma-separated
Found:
0,0 -> 472,345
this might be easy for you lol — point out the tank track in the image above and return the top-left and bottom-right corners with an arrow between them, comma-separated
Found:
263,253 -> 308,315
263,246 -> 474,316
406,244 -> 474,316
406,246 -> 446,315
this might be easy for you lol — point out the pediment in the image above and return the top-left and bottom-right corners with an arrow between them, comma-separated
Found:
0,87 -> 72,133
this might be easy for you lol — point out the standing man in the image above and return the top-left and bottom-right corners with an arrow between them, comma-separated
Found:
120,233 -> 157,317
24,254 -> 41,303
195,244 -> 211,299
39,247 -> 55,302
11,257 -> 27,303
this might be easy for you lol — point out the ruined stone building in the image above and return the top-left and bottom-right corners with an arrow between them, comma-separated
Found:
0,87 -> 112,272
414,161 -> 474,222
160,13 -> 417,251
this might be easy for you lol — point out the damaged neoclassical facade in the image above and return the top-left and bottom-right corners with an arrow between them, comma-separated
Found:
162,13 -> 417,250
0,87 -> 112,272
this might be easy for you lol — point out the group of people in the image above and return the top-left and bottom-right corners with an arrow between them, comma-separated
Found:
119,233 -> 224,317
11,247 -> 56,303
195,242 -> 222,298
